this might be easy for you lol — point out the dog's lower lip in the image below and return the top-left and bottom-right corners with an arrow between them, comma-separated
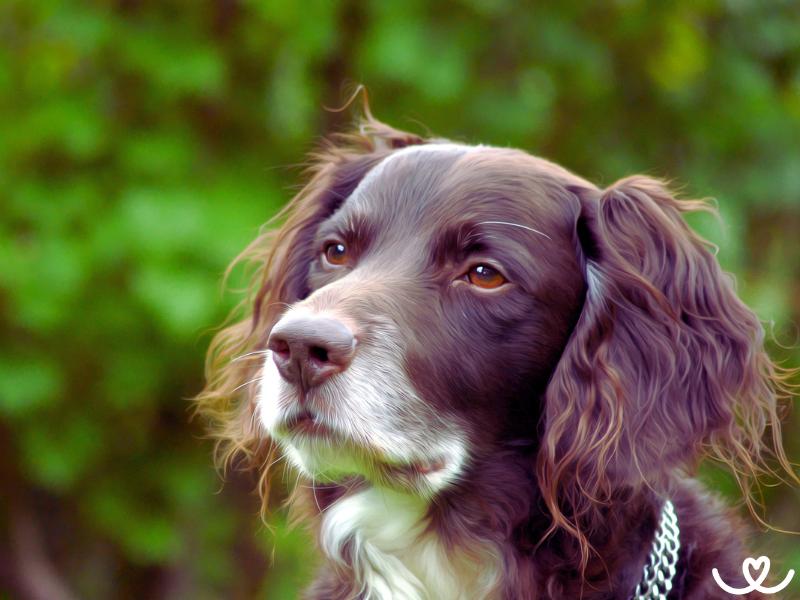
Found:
285,410 -> 334,437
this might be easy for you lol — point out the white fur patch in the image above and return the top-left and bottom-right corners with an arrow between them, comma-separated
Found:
320,487 -> 501,600
352,142 -> 475,203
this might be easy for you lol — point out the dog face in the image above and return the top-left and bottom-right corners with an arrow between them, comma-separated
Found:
259,143 -> 587,494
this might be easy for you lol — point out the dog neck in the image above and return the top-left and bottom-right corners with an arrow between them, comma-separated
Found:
318,485 -> 501,600
302,449 -> 660,599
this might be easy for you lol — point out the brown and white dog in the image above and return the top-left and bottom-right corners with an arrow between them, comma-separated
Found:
197,117 -> 796,599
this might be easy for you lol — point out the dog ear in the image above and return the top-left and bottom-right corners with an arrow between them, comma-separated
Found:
538,176 -> 794,550
194,118 -> 425,499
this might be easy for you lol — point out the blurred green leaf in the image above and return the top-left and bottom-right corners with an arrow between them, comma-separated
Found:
87,481 -> 181,564
132,264 -> 217,338
20,415 -> 103,491
0,355 -> 62,418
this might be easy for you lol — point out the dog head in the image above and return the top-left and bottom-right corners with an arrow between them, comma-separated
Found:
197,117 -> 793,545
259,140 -> 591,496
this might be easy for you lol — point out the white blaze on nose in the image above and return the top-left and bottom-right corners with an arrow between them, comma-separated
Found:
258,305 -> 353,436
258,349 -> 283,435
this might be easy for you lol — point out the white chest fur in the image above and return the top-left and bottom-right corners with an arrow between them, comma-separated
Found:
319,487 -> 500,600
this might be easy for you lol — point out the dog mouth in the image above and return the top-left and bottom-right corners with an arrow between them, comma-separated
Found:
277,409 -> 450,484
282,409 -> 338,439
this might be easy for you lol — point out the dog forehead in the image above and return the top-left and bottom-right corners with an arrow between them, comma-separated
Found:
335,143 -> 581,245
345,142 -> 476,210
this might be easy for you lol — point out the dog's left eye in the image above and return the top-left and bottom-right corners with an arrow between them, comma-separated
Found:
323,242 -> 348,267
466,264 -> 507,289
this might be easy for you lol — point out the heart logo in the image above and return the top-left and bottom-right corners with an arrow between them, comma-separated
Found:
743,556 -> 770,587
713,554 -> 795,595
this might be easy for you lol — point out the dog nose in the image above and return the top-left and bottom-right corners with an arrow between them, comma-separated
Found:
267,316 -> 355,389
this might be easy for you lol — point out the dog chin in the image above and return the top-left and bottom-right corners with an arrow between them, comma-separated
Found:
280,434 -> 463,496
282,441 -> 367,482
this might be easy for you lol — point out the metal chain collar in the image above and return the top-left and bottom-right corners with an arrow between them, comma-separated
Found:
631,499 -> 681,600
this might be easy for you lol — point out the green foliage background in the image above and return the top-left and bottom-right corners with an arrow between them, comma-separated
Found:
1,1 -> 799,598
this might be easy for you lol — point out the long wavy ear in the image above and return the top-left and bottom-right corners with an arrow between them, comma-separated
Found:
538,176 -> 796,559
194,116 -> 425,507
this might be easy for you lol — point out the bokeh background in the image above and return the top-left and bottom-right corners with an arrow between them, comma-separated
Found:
1,1 -> 799,598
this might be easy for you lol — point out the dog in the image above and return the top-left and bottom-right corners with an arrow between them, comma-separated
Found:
196,116 -> 796,599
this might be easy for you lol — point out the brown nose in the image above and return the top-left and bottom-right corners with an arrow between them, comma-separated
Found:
268,316 -> 355,389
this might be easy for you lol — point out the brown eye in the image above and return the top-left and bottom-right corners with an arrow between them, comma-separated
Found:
324,242 -> 348,266
467,264 -> 506,289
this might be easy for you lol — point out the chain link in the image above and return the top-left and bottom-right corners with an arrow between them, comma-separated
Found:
631,499 -> 681,600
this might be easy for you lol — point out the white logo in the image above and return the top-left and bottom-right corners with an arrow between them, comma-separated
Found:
712,555 -> 794,595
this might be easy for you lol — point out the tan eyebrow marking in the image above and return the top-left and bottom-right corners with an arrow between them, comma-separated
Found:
477,221 -> 552,241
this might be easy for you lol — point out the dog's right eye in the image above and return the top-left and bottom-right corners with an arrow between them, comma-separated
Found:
323,242 -> 348,267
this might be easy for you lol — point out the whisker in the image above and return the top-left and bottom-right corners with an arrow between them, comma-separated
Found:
478,220 -> 552,240
293,468 -> 303,494
248,407 -> 263,437
298,476 -> 363,517
282,459 -> 290,487
311,477 -> 323,514
231,349 -> 271,363
262,449 -> 284,474
261,449 -> 285,480
233,375 -> 264,393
